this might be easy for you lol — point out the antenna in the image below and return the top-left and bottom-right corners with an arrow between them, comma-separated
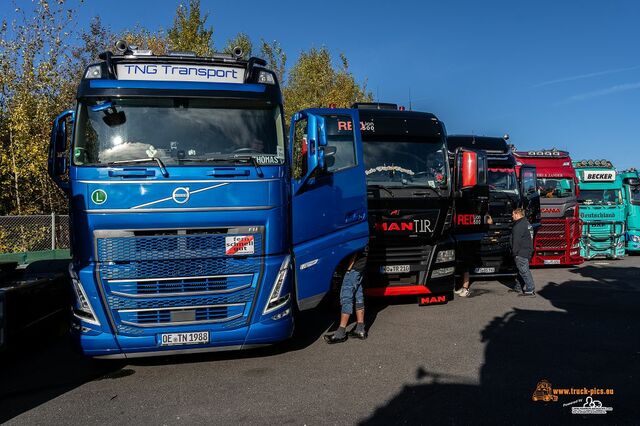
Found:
409,88 -> 412,111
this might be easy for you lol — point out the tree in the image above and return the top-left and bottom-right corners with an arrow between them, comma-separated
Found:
283,47 -> 372,120
120,25 -> 169,55
260,39 -> 286,86
0,0 -> 77,215
167,0 -> 214,56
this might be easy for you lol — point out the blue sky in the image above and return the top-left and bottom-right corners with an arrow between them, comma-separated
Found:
4,0 -> 640,169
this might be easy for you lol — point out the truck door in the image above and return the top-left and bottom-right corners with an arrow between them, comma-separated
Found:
519,165 -> 541,230
289,109 -> 369,310
452,148 -> 489,235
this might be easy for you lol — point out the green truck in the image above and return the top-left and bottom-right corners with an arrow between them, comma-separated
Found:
573,160 -> 626,259
621,168 -> 640,253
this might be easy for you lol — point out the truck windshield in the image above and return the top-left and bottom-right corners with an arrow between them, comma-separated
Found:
363,139 -> 447,188
537,178 -> 575,198
577,189 -> 622,205
488,168 -> 518,192
73,98 -> 285,166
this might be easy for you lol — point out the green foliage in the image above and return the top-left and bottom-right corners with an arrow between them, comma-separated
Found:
0,0 -> 77,215
283,47 -> 372,120
121,25 -> 168,55
260,39 -> 287,86
167,0 -> 214,56
0,2 -> 373,216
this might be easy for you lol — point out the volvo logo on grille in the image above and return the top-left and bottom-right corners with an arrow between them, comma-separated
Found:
172,187 -> 190,204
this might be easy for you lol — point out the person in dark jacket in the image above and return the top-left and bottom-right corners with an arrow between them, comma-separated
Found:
510,208 -> 535,296
324,247 -> 368,344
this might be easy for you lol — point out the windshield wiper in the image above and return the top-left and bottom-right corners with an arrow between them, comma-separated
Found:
109,157 -> 169,178
182,155 -> 264,177
368,184 -> 395,198
407,185 -> 443,198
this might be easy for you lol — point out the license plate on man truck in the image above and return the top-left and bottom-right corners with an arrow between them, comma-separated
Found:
380,265 -> 410,274
160,331 -> 210,346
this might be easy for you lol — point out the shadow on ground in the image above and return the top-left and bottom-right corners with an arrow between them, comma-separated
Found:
360,263 -> 640,425
0,292 -> 392,422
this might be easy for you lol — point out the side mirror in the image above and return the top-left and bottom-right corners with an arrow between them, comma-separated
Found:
323,145 -> 337,170
461,151 -> 478,189
48,109 -> 74,191
623,177 -> 640,186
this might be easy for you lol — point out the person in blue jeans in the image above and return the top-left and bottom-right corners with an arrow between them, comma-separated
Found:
510,208 -> 536,296
324,247 -> 368,344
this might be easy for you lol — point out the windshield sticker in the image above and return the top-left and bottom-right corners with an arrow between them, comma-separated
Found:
254,155 -> 282,165
146,145 -> 158,157
277,146 -> 285,159
366,165 -> 415,176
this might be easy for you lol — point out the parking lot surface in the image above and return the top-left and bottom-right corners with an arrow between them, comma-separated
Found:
1,257 -> 638,425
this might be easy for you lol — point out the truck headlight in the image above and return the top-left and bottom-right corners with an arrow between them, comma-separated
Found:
631,235 -> 640,243
431,267 -> 455,279
264,256 -> 291,314
435,249 -> 455,263
84,64 -> 102,79
258,70 -> 276,85
69,264 -> 100,326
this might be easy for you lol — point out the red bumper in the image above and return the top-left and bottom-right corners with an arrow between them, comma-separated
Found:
364,285 -> 432,297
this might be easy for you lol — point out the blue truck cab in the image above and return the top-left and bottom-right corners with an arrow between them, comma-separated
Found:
47,42 -> 369,358
621,168 -> 640,253
573,160 -> 626,259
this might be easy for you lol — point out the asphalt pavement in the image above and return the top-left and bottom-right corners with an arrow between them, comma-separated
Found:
1,257 -> 639,425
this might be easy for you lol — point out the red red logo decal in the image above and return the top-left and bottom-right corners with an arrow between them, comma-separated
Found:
456,214 -> 481,226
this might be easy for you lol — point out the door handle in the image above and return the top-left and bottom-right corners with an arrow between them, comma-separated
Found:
109,168 -> 155,178
345,209 -> 366,224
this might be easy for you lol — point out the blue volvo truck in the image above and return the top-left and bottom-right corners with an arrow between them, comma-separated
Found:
46,42 -> 378,358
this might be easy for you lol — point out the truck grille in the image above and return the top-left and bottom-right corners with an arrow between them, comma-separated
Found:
368,243 -> 432,264
119,305 -> 245,327
94,229 -> 263,336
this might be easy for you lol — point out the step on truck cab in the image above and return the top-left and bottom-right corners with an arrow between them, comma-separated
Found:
573,160 -> 626,259
513,149 -> 584,266
346,103 -> 487,304
621,168 -> 640,253
47,41 -> 370,358
447,136 -> 540,279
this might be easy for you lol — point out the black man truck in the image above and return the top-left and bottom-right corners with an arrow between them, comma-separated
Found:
337,104 -> 488,305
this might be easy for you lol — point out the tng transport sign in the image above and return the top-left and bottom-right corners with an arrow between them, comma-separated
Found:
116,63 -> 244,83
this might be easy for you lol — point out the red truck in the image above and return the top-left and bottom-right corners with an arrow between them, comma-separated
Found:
513,149 -> 584,266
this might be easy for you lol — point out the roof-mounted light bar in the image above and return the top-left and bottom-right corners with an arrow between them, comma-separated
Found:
575,159 -> 614,168
518,148 -> 569,158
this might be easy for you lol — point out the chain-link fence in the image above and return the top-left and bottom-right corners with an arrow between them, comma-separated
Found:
0,215 -> 70,254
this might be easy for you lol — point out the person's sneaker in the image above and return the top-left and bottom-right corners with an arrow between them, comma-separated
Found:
518,291 -> 536,297
348,329 -> 368,340
454,287 -> 465,295
458,288 -> 471,297
323,333 -> 348,344
508,287 -> 523,293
